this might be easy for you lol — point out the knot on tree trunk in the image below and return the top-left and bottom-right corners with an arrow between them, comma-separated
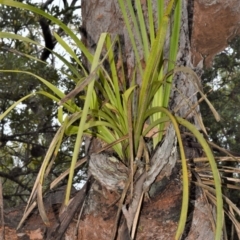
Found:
88,153 -> 128,192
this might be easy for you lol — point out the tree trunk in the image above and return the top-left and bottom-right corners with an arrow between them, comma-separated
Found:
77,0 -> 240,239
2,0 -> 240,239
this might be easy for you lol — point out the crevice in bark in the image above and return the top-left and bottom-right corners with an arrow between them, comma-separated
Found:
187,0 -> 194,42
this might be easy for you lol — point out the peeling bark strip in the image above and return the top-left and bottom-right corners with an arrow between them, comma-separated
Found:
122,173 -> 146,235
143,124 -> 177,193
45,181 -> 89,239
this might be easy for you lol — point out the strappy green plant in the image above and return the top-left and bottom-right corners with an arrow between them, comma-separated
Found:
0,0 -> 224,239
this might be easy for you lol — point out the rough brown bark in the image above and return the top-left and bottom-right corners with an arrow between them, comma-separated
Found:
3,0 -> 240,239
191,0 -> 240,67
